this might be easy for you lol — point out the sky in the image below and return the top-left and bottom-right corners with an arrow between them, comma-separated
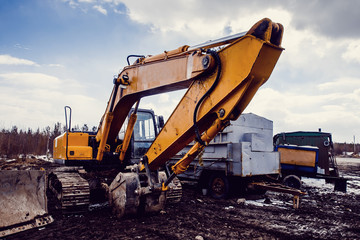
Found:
0,0 -> 360,143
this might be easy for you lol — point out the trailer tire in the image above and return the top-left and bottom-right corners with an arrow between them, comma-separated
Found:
282,175 -> 302,189
208,173 -> 229,199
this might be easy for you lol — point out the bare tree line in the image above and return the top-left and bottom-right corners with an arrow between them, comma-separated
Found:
0,123 -> 62,158
0,123 -> 358,159
334,142 -> 360,155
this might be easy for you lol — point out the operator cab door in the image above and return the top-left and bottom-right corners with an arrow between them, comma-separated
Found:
130,109 -> 158,159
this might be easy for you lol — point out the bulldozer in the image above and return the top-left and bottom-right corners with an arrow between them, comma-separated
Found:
0,18 -> 284,236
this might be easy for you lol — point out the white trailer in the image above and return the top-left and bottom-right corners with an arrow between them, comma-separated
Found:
170,113 -> 280,198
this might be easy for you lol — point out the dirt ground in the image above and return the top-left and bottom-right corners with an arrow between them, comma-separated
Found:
1,157 -> 360,240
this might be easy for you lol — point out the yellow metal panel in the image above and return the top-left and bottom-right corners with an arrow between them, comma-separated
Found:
68,132 -> 89,146
53,133 -> 66,160
67,146 -> 93,160
278,148 -> 316,167
53,132 -> 92,160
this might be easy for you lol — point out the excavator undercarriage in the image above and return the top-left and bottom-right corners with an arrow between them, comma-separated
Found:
48,167 -> 90,212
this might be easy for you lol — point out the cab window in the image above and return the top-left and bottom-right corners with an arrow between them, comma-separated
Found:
133,111 -> 156,157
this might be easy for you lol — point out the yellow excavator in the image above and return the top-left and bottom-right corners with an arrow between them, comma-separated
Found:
52,17 -> 284,217
1,18 -> 284,235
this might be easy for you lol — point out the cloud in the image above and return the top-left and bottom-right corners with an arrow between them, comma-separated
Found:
113,8 -> 127,15
116,0 -> 257,36
67,0 -> 290,38
246,87 -> 360,142
47,63 -> 65,68
342,40 -> 360,64
0,72 -> 61,89
102,0 -> 360,39
0,71 -> 103,130
93,5 -> 107,15
14,44 -> 30,50
62,0 -> 79,8
318,77 -> 360,93
78,0 -> 95,3
66,0 -> 360,40
139,91 -> 184,120
0,55 -> 38,66
286,0 -> 360,39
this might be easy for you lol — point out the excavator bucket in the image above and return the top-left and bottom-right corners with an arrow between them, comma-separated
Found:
0,170 -> 53,237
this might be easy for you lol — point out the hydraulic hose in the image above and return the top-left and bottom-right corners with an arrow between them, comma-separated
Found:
193,50 -> 222,145
126,55 -> 145,66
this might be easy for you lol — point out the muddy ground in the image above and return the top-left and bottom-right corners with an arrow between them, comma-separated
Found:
1,157 -> 360,240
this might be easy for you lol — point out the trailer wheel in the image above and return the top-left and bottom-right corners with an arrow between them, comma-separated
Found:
208,173 -> 229,199
282,175 -> 302,189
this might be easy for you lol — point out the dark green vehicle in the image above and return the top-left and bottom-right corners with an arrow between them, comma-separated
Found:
274,131 -> 347,191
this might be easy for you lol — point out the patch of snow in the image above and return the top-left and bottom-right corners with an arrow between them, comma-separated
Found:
302,177 -> 333,192
224,206 -> 234,210
336,157 -> 360,165
34,155 -> 54,162
343,174 -> 360,195
302,175 -> 360,195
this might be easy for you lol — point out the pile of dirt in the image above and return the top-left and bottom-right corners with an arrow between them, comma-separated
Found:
3,158 -> 360,239
0,157 -> 59,170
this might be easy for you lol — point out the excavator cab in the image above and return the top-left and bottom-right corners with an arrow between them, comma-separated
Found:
53,107 -> 161,166
131,109 -> 158,158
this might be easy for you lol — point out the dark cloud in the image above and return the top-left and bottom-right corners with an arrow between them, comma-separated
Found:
284,0 -> 360,39
204,0 -> 360,39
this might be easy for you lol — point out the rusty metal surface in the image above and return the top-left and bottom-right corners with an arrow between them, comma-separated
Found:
0,170 -> 53,237
108,171 -> 179,218
108,172 -> 140,218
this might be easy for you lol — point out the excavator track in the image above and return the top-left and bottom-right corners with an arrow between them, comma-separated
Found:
48,167 -> 90,212
166,176 -> 182,204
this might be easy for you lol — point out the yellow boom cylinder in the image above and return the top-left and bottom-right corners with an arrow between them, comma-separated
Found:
119,113 -> 137,162
171,119 -> 229,175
